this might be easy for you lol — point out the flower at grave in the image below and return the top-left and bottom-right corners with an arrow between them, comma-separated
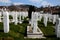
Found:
28,24 -> 33,33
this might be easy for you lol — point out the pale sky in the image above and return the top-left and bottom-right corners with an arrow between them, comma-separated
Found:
0,0 -> 60,7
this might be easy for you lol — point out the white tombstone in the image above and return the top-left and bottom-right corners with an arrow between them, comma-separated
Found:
39,11 -> 43,21
14,12 -> 18,25
0,12 -> 2,22
35,12 -> 39,20
53,15 -> 57,24
27,26 -> 30,32
19,12 -> 22,23
25,11 -> 28,17
55,18 -> 60,38
11,11 -> 16,22
32,12 -> 38,33
27,12 -> 45,38
3,9 -> 9,33
48,13 -> 53,22
31,12 -> 34,27
39,13 -> 43,21
43,13 -> 48,27
22,12 -> 25,20
24,12 -> 26,17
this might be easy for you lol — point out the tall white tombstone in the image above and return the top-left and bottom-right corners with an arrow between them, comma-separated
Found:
39,13 -> 43,21
3,9 -> 9,33
55,18 -> 60,38
43,13 -> 48,27
36,12 -> 39,20
14,12 -> 18,25
25,11 -> 28,17
27,12 -> 44,38
48,13 -> 53,22
12,11 -> 15,22
19,12 -> 22,23
22,12 -> 24,20
31,12 -> 34,27
39,11 -> 43,21
0,12 -> 2,22
33,12 -> 38,33
24,12 -> 26,17
53,15 -> 57,24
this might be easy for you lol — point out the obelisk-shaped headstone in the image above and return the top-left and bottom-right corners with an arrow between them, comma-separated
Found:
3,9 -> 9,33
31,12 -> 34,27
53,15 -> 57,24
48,13 -> 52,22
19,12 -> 22,23
12,11 -> 15,22
55,18 -> 60,38
43,13 -> 48,27
33,12 -> 38,33
39,13 -> 43,21
0,12 -> 2,22
14,12 -> 18,25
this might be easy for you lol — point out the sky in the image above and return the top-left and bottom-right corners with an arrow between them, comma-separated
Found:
0,0 -> 60,7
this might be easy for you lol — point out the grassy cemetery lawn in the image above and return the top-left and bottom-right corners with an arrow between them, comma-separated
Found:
0,22 -> 28,40
38,20 -> 60,40
38,21 -> 55,36
25,20 -> 60,40
0,18 -> 60,40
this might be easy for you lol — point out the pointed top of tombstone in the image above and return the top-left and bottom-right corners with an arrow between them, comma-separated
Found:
4,8 -> 7,11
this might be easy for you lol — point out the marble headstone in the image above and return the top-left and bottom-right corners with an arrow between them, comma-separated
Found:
39,13 -> 43,21
43,13 -> 48,27
53,15 -> 57,24
12,12 -> 15,22
0,12 -> 2,22
33,12 -> 38,33
3,9 -> 9,33
48,13 -> 53,22
55,18 -> 60,38
14,12 -> 18,25
19,12 -> 21,21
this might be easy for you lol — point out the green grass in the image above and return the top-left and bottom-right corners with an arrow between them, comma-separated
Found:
38,20 -> 60,40
0,22 -> 28,40
9,15 -> 13,19
38,21 -> 55,36
0,18 -> 60,40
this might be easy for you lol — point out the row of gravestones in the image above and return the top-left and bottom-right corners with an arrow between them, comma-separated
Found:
34,12 -> 60,38
0,9 -> 60,38
0,9 -> 28,33
9,11 -> 28,20
29,12 -> 60,38
0,10 -> 59,27
31,11 -> 59,27
29,11 -> 59,27
0,11 -> 28,23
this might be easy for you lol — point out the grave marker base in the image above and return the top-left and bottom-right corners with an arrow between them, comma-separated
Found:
26,26 -> 45,38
